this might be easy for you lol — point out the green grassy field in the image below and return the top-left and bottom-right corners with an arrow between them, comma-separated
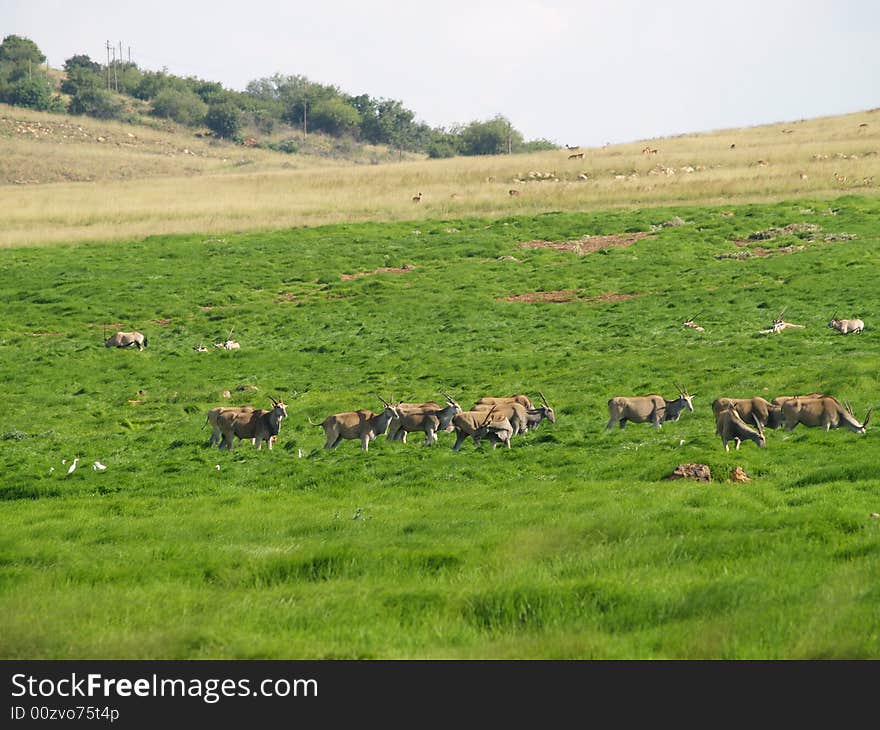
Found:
1,196 -> 879,658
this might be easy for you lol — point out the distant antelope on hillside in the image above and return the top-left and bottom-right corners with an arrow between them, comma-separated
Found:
412,192 -> 422,203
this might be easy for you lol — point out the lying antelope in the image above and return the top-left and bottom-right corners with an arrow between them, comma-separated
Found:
105,331 -> 148,351
682,312 -> 705,332
760,308 -> 804,335
715,405 -> 766,451
216,397 -> 287,450
828,310 -> 864,334
711,397 -> 784,430
782,395 -> 871,434
606,386 -> 695,430
215,339 -> 240,350
387,393 -> 462,445
315,396 -> 400,451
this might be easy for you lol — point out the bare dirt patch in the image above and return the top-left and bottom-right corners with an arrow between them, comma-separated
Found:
340,264 -> 414,280
518,231 -> 651,255
498,290 -> 644,304
152,318 -> 173,326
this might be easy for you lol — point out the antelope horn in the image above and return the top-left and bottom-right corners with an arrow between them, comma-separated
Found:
844,401 -> 853,415
863,408 -> 872,427
269,395 -> 278,406
378,394 -> 390,407
538,390 -> 549,407
752,413 -> 764,434
441,390 -> 455,403
481,406 -> 496,426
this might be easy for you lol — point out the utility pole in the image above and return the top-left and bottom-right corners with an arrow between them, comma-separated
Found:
111,47 -> 118,92
303,95 -> 308,140
105,40 -> 112,89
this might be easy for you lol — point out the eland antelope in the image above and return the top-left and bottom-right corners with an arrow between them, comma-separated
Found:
714,405 -> 766,451
606,385 -> 695,429
216,397 -> 287,450
315,396 -> 400,451
105,331 -> 148,351
782,395 -> 871,434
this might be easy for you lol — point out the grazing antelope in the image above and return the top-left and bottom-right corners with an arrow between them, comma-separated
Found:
387,393 -> 462,445
412,192 -> 423,202
568,152 -> 585,160
105,331 -> 148,351
715,406 -> 766,451
216,397 -> 287,450
315,396 -> 400,451
451,408 -> 514,451
642,147 -> 658,155
606,385 -> 695,429
827,310 -> 864,334
782,395 -> 871,434
712,397 -> 784,431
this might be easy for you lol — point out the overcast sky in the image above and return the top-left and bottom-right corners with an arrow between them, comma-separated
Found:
3,1 -> 878,146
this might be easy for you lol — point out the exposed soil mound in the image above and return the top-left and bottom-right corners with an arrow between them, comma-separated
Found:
518,231 -> 651,255
667,463 -> 712,482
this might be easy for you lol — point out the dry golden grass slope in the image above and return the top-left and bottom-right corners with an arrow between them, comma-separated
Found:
1,103 -> 879,247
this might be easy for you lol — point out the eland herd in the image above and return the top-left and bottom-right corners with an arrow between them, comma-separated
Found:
100,315 -> 871,456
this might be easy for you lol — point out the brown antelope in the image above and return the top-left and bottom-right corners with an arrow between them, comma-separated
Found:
451,408 -> 512,451
568,152 -> 585,160
472,401 -> 529,436
387,393 -> 462,445
216,397 -> 287,450
315,396 -> 400,451
782,395 -> 871,434
509,189 -> 521,196
206,405 -> 255,446
712,397 -> 784,430
473,394 -> 534,410
105,331 -> 148,351
715,406 -> 766,451
412,192 -> 423,202
606,385 -> 695,429
828,310 -> 864,334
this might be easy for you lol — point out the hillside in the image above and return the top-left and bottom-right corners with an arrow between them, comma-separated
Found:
1,104 -> 879,247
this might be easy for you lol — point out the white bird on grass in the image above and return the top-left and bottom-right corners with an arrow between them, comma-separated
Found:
93,461 -> 107,471
66,457 -> 79,475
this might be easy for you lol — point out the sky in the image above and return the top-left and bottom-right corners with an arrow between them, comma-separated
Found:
2,1 -> 878,147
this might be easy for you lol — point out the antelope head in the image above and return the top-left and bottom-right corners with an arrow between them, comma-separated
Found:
674,383 -> 696,411
538,390 -> 557,423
